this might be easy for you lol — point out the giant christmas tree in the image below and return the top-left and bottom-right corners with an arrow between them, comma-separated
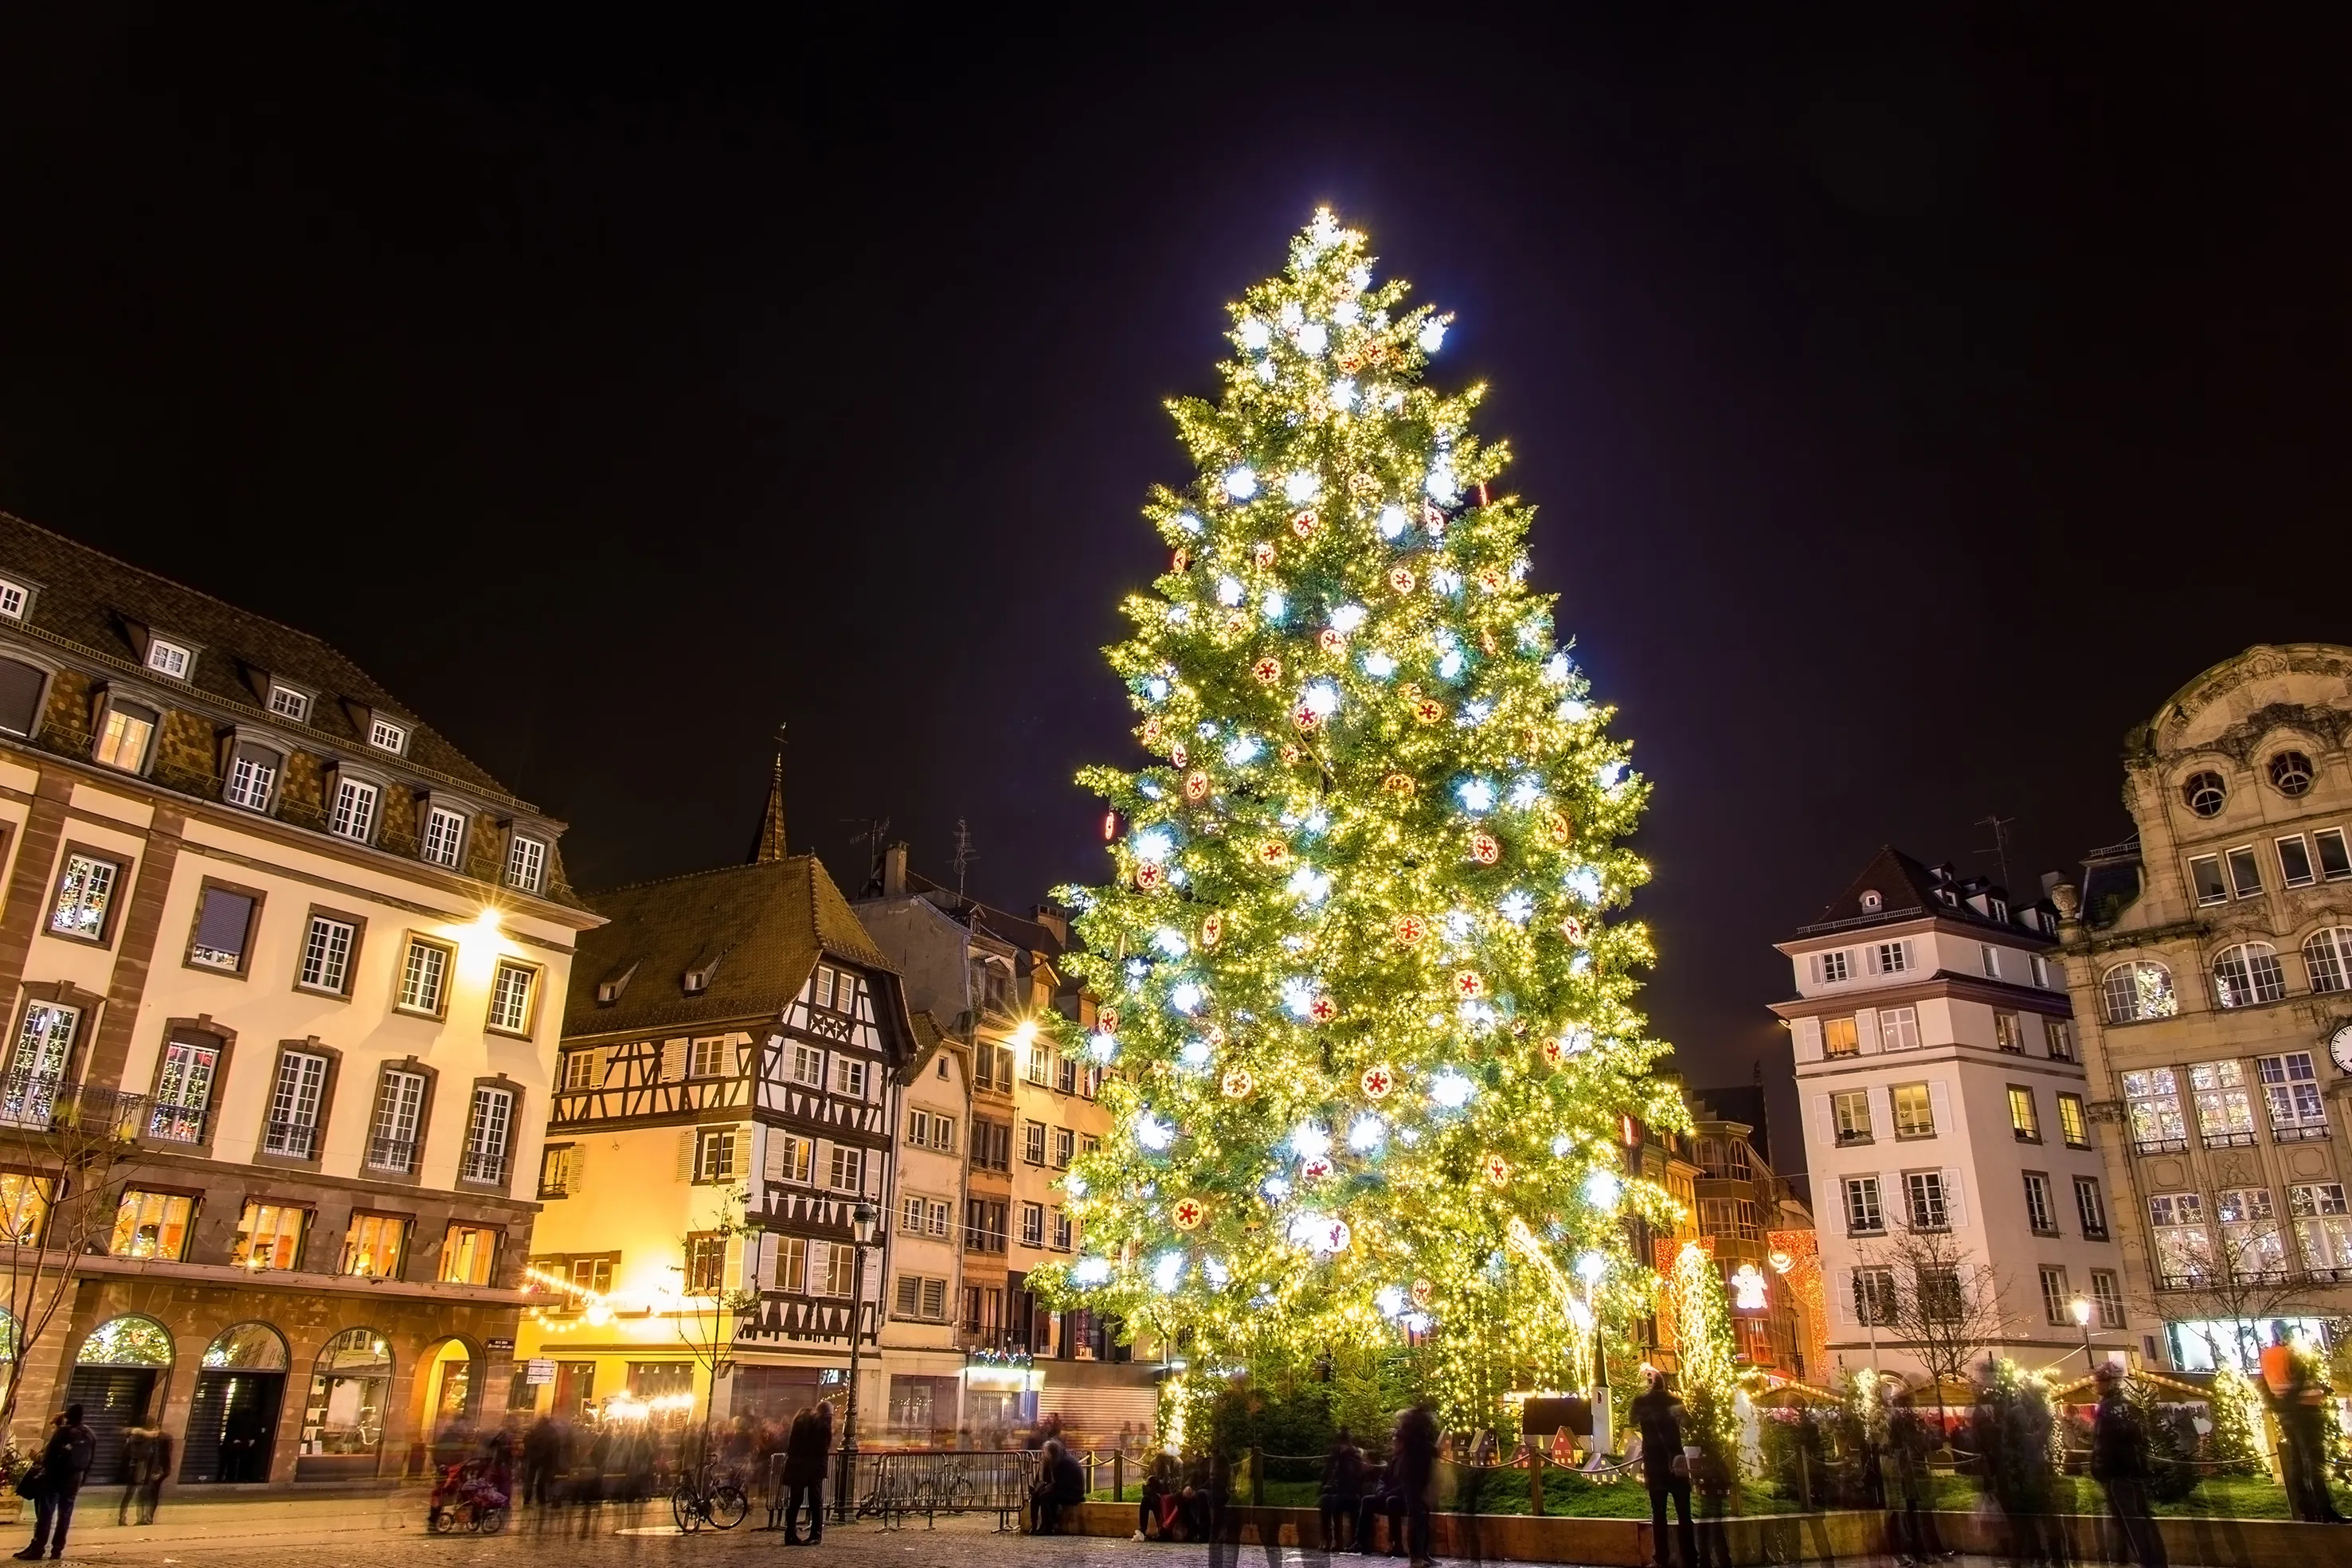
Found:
1036,212 -> 1688,1429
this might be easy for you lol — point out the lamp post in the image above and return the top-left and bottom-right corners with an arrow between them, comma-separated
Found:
835,1200 -> 879,1523
2070,1295 -> 2096,1374
1575,1250 -> 1610,1453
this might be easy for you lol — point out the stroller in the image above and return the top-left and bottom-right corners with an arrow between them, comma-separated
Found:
429,1457 -> 511,1534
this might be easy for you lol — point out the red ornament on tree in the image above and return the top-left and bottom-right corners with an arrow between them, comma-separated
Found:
1279,743 -> 1302,765
1540,1037 -> 1565,1067
1469,832 -> 1501,865
1454,971 -> 1486,999
1142,717 -> 1164,746
1170,741 -> 1188,768
1301,1155 -> 1334,1182
1360,1064 -> 1395,1099
1134,862 -> 1165,891
1560,915 -> 1586,944
1317,627 -> 1344,655
1221,1066 -> 1253,1099
1483,1153 -> 1510,1187
1172,548 -> 1191,573
1414,698 -> 1444,725
1395,914 -> 1426,945
1545,812 -> 1573,847
1200,911 -> 1223,947
1253,540 -> 1278,569
1172,1196 -> 1206,1230
1388,565 -> 1417,596
1475,567 -> 1504,595
1184,769 -> 1211,802
1258,840 -> 1290,867
1253,657 -> 1282,685
1307,995 -> 1337,1024
1099,1008 -> 1121,1034
1289,509 -> 1319,539
1292,703 -> 1321,733
1411,1277 -> 1433,1307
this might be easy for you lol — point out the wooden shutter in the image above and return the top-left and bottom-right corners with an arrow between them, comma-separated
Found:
763,1130 -> 788,1183
1854,1007 -> 1879,1054
1927,1081 -> 1952,1136
1833,1270 -> 1856,1324
1943,1168 -> 1967,1227
1880,1171 -> 1903,1226
1793,1017 -> 1822,1062
757,1232 -> 779,1288
1811,1094 -> 1835,1152
677,1130 -> 696,1182
662,1038 -> 689,1081
808,1239 -> 832,1292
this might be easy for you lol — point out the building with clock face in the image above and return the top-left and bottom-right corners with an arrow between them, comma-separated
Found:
2051,643 -> 2352,1371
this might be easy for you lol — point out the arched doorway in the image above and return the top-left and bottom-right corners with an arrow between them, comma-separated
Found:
68,1314 -> 174,1482
408,1338 -> 478,1472
182,1323 -> 288,1483
297,1329 -> 391,1480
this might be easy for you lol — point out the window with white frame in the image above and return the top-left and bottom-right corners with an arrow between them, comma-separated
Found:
2150,1192 -> 2208,1285
906,1109 -> 956,1152
0,579 -> 27,620
298,914 -> 357,993
1023,1120 -> 1047,1164
2057,1093 -> 2090,1148
1019,1202 -> 1044,1248
1052,1207 -> 1072,1250
1053,1126 -> 1074,1167
833,1057 -> 867,1099
224,747 -> 280,812
2303,928 -> 2352,994
820,1241 -> 856,1297
2038,1265 -> 2071,1324
1811,949 -> 1850,983
366,1069 -> 425,1173
2031,953 -> 2055,989
2226,846 -> 2264,898
2123,1068 -> 2187,1152
1832,1089 -> 1872,1144
1980,944 -> 2001,979
462,1085 -> 514,1183
397,937 -> 450,1015
144,637 -> 192,679
2279,834 -> 2318,887
49,853 -> 119,940
2044,1017 -> 2075,1061
769,1131 -> 813,1185
788,1042 -> 823,1088
146,1036 -> 220,1144
1892,1081 -> 1935,1137
2190,1061 -> 2257,1146
1852,1267 -> 1897,1325
506,834 -> 546,893
1869,940 -> 1911,976
367,716 -> 407,753
1822,1016 -> 1859,1057
329,776 -> 379,842
899,1195 -> 930,1234
2217,1187 -> 2287,1278
926,1198 -> 951,1237
693,1128 -> 736,1183
1904,1171 -> 1949,1230
2259,1052 -> 2327,1137
91,700 -> 155,772
1994,1011 -> 2023,1053
2102,960 -> 2178,1023
2318,828 -> 2352,881
2090,1269 -> 2126,1328
2188,854 -> 2228,905
688,1036 -> 731,1078
2,1003 -> 75,1127
828,1144 -> 864,1193
2213,943 -> 2287,1008
1879,1005 -> 1920,1051
263,1050 -> 327,1157
2291,1184 -> 2352,1277
775,1236 -> 808,1293
2023,1172 -> 2057,1234
266,684 -> 310,723
2076,1175 -> 2108,1238
1842,1176 -> 1884,1235
487,960 -> 535,1034
420,807 -> 467,868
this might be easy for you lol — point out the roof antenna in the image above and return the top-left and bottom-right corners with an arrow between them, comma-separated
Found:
951,817 -> 977,897
1974,813 -> 2017,893
846,816 -> 891,897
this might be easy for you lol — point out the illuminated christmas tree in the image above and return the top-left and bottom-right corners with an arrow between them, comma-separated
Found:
1036,211 -> 1687,1429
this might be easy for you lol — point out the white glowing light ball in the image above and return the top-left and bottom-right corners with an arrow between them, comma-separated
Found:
1225,466 -> 1258,499
1134,1111 -> 1176,1152
1072,1257 -> 1113,1287
1238,318 -> 1272,351
1430,1070 -> 1474,1109
1295,322 -> 1329,358
1329,603 -> 1367,634
1583,1169 -> 1624,1210
1419,318 -> 1448,354
1284,469 -> 1321,503
1376,504 -> 1409,540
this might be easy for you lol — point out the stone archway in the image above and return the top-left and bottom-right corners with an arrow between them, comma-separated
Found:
405,1335 -> 482,1475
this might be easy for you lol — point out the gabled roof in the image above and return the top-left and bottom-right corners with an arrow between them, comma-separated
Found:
565,853 -> 897,1038
0,510 -> 518,801
1795,844 -> 2049,941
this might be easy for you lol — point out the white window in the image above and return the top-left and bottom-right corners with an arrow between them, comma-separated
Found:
1892,1082 -> 1935,1137
773,1236 -> 808,1293
2030,953 -> 2053,989
1852,1267 -> 1897,1325
1812,949 -> 1850,983
2076,1175 -> 2108,1237
487,960 -> 536,1034
2213,942 -> 2286,1007
2188,854 -> 2228,905
1019,1202 -> 1044,1248
2023,1173 -> 2057,1234
263,1050 -> 327,1157
1831,1089 -> 1872,1144
367,716 -> 408,754
2123,1068 -> 2187,1152
2,1003 -> 76,1126
2150,1192 -> 2208,1285
689,1037 -> 732,1078
2190,1061 -> 2256,1146
1869,940 -> 1911,975
1993,1011 -> 2023,1053
1905,1171 -> 1949,1230
829,1144 -> 864,1193
397,938 -> 449,1015
2259,1051 -> 2327,1136
2217,1187 -> 2286,1277
899,1195 -> 929,1234
1841,1176 -> 1884,1234
420,807 -> 467,869
2226,846 -> 2264,898
266,684 -> 310,723
2101,960 -> 2178,1023
463,1086 -> 514,1183
559,1050 -> 601,1090
2090,1269 -> 2127,1328
770,1132 -> 814,1184
833,1057 -> 868,1099
144,637 -> 191,678
225,749 -> 279,812
2279,835 -> 2317,888
906,1109 -> 956,1152
2038,1265 -> 2070,1324
1023,1120 -> 1047,1164
2318,828 -> 2352,881
367,1069 -> 426,1173
2303,929 -> 2352,994
1980,944 -> 2000,979
1053,1127 -> 1074,1168
49,853 -> 119,940
0,580 -> 26,620
1053,1207 -> 1073,1250
694,1128 -> 737,1183
788,1043 -> 824,1088
1879,1005 -> 1920,1051
506,834 -> 546,893
330,777 -> 379,843
2291,1183 -> 2352,1277
2044,1018 -> 2075,1061
926,1198 -> 951,1237
299,915 -> 356,993
146,1038 -> 220,1144
92,701 -> 155,771
820,1241 -> 856,1297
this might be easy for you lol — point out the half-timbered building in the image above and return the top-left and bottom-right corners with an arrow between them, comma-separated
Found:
520,816 -> 918,1426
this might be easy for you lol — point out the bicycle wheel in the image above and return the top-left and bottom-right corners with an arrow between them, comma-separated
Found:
671,1486 -> 702,1532
706,1484 -> 749,1529
476,1507 -> 508,1535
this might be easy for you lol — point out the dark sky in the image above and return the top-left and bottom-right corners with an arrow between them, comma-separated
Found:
3,8 -> 2347,1171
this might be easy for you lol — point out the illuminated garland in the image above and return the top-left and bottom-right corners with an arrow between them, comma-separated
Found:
1031,210 -> 1688,1430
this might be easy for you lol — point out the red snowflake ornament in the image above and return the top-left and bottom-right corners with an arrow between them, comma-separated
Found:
1560,915 -> 1586,944
1170,741 -> 1188,768
1360,1064 -> 1395,1099
1172,548 -> 1191,573
1546,813 -> 1573,847
1540,1037 -> 1565,1067
1253,540 -> 1278,569
1307,995 -> 1337,1024
1292,703 -> 1321,733
1258,840 -> 1290,867
1483,1153 -> 1511,1187
1221,1067 -> 1253,1099
1253,657 -> 1282,685
1411,1277 -> 1434,1306
1171,1196 -> 1206,1231
1317,627 -> 1345,655
1142,718 -> 1164,746
1388,566 -> 1417,596
1134,862 -> 1165,892
1413,698 -> 1444,725
1469,832 -> 1501,866
1383,772 -> 1416,795
1199,912 -> 1223,947
1289,509 -> 1319,539
1279,744 -> 1301,765
1475,568 -> 1505,595
1099,1008 -> 1121,1034
1454,971 -> 1486,999
1184,769 -> 1211,802
1395,915 -> 1426,945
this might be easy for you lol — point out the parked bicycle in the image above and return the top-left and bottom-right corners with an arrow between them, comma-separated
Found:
671,1460 -> 749,1532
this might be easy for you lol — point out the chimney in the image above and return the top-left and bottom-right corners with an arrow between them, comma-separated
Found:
1031,904 -> 1069,946
883,842 -> 910,899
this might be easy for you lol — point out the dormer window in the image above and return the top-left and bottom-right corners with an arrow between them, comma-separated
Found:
266,685 -> 311,724
0,579 -> 29,621
594,965 -> 636,1005
683,966 -> 712,995
1988,897 -> 2007,922
367,717 -> 408,755
420,806 -> 468,869
505,833 -> 546,894
1858,890 -> 1883,913
329,776 -> 379,843
92,698 -> 158,772
145,637 -> 193,680
224,742 -> 282,813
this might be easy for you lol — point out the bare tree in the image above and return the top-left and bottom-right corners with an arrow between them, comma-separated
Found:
2148,1203 -> 2317,1370
1855,1222 -> 2008,1417
672,1187 -> 762,1430
0,1080 -> 145,1433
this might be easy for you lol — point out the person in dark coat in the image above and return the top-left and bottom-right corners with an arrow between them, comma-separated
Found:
1352,1458 -> 1406,1557
1028,1437 -> 1086,1535
785,1400 -> 833,1543
1321,1427 -> 1364,1550
1629,1374 -> 1697,1568
1133,1453 -> 1182,1541
2090,1367 -> 2167,1568
1392,1403 -> 1440,1568
115,1425 -> 155,1526
18,1405 -> 95,1560
780,1406 -> 815,1544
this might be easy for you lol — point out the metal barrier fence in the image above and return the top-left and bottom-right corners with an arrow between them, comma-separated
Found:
764,1449 -> 1038,1531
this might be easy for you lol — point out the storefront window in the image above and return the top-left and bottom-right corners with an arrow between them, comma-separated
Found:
303,1329 -> 390,1463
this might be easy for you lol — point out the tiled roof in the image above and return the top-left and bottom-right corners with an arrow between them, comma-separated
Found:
1798,844 -> 2044,938
565,853 -> 898,1038
0,510 -> 519,802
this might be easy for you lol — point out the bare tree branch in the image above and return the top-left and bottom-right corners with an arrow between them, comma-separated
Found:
1853,1222 -> 2008,1412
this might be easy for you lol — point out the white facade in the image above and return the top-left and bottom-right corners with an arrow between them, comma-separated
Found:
879,1033 -> 971,1437
1776,851 -> 2126,1383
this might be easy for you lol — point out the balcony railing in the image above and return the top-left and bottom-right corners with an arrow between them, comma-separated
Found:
1834,1131 -> 1873,1147
0,1071 -> 143,1140
2201,1131 -> 2258,1150
261,1120 -> 317,1159
2133,1136 -> 2190,1156
460,1149 -> 508,1185
366,1136 -> 417,1175
145,1105 -> 207,1144
2274,1122 -> 2331,1144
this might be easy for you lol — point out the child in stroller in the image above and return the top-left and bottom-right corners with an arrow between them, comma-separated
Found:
429,1457 -> 511,1534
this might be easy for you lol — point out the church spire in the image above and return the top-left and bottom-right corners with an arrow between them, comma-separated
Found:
749,725 -> 788,863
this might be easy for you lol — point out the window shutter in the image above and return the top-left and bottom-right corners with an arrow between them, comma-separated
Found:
1943,1168 -> 1967,1226
1927,1082 -> 1952,1135
1808,954 -> 1823,985
863,1246 -> 883,1299
1881,1171 -> 1902,1222
1833,1273 -> 1856,1324
895,1275 -> 920,1317
1793,1017 -> 1822,1062
922,1278 -> 945,1320
1854,1007 -> 1879,1054
763,1131 -> 788,1183
1811,1094 -> 1834,1151
757,1232 -> 779,1289
726,1234 -> 746,1290
572,1141 -> 589,1191
808,1239 -> 831,1288
677,1130 -> 696,1182
662,1038 -> 689,1081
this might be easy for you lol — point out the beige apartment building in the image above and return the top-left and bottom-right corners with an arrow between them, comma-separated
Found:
2052,643 -> 2352,1370
0,510 -> 594,1485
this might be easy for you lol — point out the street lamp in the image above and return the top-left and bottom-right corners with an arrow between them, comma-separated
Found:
835,1200 -> 879,1523
2070,1295 -> 2096,1374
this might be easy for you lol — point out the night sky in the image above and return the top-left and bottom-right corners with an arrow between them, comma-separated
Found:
3,10 -> 2347,1172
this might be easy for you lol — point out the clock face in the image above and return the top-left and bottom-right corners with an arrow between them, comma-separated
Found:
2330,1023 -> 2352,1076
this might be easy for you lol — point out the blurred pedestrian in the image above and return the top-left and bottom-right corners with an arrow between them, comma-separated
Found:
1394,1402 -> 1439,1568
16,1403 -> 94,1560
2091,1365 -> 2166,1568
1321,1426 -> 1364,1550
1630,1374 -> 1696,1568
